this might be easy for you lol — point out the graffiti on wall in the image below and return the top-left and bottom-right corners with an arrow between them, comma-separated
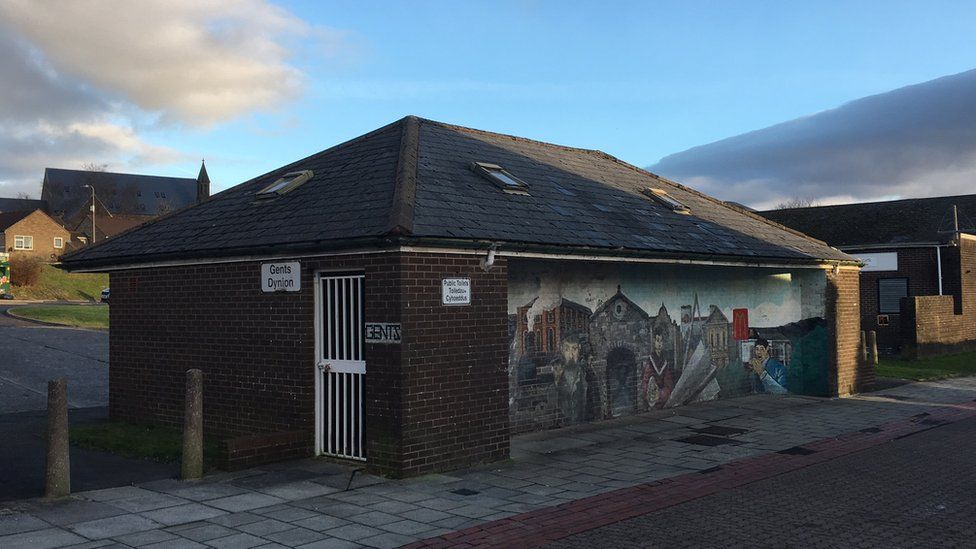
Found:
508,265 -> 829,433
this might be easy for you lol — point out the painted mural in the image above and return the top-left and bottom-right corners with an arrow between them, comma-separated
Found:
508,261 -> 830,434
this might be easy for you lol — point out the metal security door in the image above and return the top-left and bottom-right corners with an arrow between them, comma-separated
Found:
319,274 -> 365,460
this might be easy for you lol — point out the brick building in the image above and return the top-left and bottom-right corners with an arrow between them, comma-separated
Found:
762,195 -> 976,354
0,209 -> 73,260
62,116 -> 865,476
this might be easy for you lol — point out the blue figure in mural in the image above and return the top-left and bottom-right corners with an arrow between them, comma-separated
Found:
748,338 -> 788,394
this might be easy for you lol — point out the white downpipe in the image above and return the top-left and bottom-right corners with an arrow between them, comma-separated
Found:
935,245 -> 943,296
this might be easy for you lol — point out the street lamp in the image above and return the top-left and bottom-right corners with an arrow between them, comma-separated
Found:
82,184 -> 96,243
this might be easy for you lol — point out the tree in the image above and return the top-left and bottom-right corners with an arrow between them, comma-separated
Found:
15,191 -> 34,200
774,197 -> 820,209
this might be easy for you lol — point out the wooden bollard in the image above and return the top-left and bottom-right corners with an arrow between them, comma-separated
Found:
46,379 -> 70,498
868,330 -> 879,365
860,330 -> 868,364
182,369 -> 203,480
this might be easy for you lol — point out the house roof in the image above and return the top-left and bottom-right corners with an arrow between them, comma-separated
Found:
42,167 -> 198,220
0,210 -> 33,231
72,213 -> 156,241
61,116 -> 853,270
760,194 -> 976,248
0,198 -> 47,214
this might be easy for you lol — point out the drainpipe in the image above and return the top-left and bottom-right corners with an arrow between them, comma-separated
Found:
935,245 -> 943,295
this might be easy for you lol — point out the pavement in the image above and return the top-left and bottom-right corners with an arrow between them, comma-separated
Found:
548,416 -> 976,548
1,376 -> 975,548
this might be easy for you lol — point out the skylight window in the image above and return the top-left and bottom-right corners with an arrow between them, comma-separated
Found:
256,170 -> 314,199
642,188 -> 690,214
471,162 -> 529,194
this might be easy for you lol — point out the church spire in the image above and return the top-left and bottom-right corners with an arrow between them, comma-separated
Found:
196,159 -> 210,203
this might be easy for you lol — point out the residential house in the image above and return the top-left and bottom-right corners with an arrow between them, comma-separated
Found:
0,209 -> 73,260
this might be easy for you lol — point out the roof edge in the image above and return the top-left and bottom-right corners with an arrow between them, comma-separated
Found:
386,115 -> 420,235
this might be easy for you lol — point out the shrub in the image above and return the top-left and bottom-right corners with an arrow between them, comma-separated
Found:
10,255 -> 44,286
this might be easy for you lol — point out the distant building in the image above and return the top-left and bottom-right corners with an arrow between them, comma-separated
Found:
41,162 -> 211,223
0,209 -> 72,261
0,198 -> 48,214
762,194 -> 976,355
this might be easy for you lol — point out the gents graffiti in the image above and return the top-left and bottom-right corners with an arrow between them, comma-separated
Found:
508,286 -> 828,434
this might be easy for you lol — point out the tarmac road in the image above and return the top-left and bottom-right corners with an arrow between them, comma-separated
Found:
0,304 -> 108,413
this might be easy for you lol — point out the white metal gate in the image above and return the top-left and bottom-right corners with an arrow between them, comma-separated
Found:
318,274 -> 365,461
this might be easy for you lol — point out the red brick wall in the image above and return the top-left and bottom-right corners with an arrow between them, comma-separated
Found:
857,247 -> 952,352
904,236 -> 976,358
398,253 -> 509,476
109,252 -> 403,472
109,250 -> 509,476
826,267 -> 868,395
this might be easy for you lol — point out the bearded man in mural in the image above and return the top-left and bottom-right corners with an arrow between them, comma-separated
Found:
551,334 -> 589,423
641,325 -> 675,409
748,338 -> 789,394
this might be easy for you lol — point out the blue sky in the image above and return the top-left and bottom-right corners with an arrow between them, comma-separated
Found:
3,1 -> 976,203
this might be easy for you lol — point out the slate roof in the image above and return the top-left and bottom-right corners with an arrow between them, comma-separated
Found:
62,116 -> 853,270
42,168 -> 198,220
0,198 -> 47,214
72,213 -> 156,241
0,210 -> 33,231
761,194 -> 976,248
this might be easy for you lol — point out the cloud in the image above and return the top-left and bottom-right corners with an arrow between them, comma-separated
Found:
650,69 -> 976,210
0,0 -> 336,198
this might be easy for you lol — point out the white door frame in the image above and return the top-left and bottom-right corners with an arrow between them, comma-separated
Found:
313,270 -> 366,459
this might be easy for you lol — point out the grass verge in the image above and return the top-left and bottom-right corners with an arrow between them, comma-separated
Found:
877,351 -> 976,381
71,422 -> 219,467
12,264 -> 108,301
10,304 -> 109,329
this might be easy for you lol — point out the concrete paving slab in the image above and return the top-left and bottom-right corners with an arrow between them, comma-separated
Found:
140,504 -> 226,526
206,493 -> 285,513
164,484 -> 250,502
323,523 -> 386,542
253,481 -> 338,501
261,526 -> 327,546
173,523 -> 238,542
26,498 -> 126,526
0,512 -> 50,536
358,531 -> 419,549
205,532 -> 266,549
69,514 -> 161,539
290,515 -> 351,532
141,539 -> 208,549
236,518 -> 293,536
0,526 -> 88,549
112,528 -> 178,546
111,493 -> 189,513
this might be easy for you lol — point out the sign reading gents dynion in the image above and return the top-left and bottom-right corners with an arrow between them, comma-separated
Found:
261,261 -> 301,292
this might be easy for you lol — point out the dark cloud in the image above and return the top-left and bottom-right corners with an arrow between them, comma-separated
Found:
650,69 -> 976,209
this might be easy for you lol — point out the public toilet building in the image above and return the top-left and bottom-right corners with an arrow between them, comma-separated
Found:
62,117 -> 868,476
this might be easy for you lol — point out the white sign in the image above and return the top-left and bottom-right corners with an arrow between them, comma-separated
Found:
856,252 -> 898,272
261,261 -> 301,292
442,277 -> 471,305
365,323 -> 401,344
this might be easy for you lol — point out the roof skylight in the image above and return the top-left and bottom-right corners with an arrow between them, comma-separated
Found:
256,170 -> 314,200
471,162 -> 529,194
642,187 -> 690,214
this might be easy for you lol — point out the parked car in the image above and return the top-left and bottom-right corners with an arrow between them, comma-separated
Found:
100,287 -> 110,304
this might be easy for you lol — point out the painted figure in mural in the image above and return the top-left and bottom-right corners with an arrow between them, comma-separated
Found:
748,337 -> 788,394
641,326 -> 674,409
551,334 -> 589,423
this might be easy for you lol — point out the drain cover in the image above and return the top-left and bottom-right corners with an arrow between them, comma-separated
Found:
694,425 -> 748,436
678,435 -> 738,446
777,446 -> 817,455
451,488 -> 480,496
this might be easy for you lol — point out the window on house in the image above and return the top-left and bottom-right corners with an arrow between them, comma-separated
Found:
470,162 -> 529,194
878,278 -> 909,314
53,237 -> 64,249
14,235 -> 33,250
256,170 -> 314,199
642,187 -> 690,214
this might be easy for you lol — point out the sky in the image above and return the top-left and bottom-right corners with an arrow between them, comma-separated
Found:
2,1 -> 975,208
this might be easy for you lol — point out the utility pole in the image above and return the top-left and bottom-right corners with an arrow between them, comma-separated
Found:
82,184 -> 96,243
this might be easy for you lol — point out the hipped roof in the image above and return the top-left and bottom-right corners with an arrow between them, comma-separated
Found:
62,116 -> 853,270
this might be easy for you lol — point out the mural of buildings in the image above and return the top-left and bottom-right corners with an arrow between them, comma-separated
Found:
508,262 -> 831,434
